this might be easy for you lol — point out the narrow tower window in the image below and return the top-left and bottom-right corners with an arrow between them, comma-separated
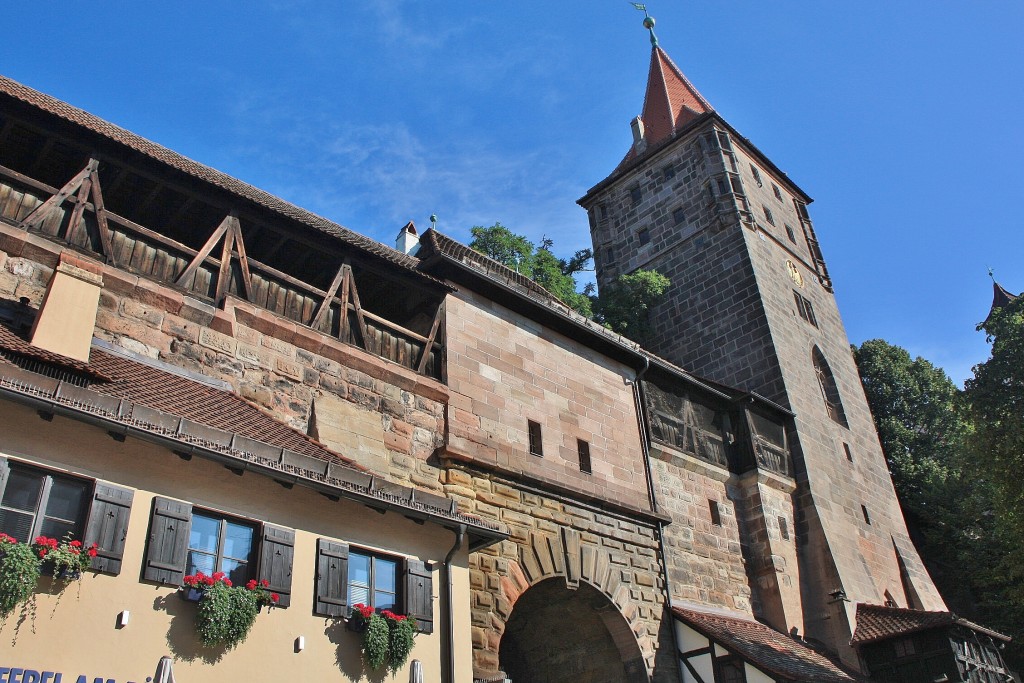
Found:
709,500 -> 722,526
785,224 -> 797,243
638,228 -> 650,246
861,505 -> 871,525
763,206 -> 776,226
749,163 -> 763,187
663,164 -> 676,181
673,207 -> 687,226
794,291 -> 818,327
772,183 -> 783,201
528,420 -> 543,457
812,347 -> 848,427
778,516 -> 790,541
577,439 -> 592,474
629,185 -> 642,206
843,442 -> 854,462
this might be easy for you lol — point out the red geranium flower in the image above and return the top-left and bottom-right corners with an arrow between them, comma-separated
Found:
271,593 -> 280,603
38,549 -> 47,558
70,540 -> 82,548
246,579 -> 258,590
260,579 -> 270,588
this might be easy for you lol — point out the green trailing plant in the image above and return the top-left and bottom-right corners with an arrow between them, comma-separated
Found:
350,603 -> 418,672
0,533 -> 40,618
182,571 -> 278,649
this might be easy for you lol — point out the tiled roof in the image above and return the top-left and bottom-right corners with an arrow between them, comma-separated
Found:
0,74 -> 446,288
0,321 -> 351,465
616,46 -> 714,171
673,606 -> 861,683
851,604 -> 1011,645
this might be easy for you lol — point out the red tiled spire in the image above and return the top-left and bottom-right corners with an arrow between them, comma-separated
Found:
639,46 -> 714,147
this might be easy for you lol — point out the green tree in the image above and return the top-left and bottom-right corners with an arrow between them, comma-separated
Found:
592,270 -> 671,342
853,338 -> 1023,668
468,223 -> 670,340
469,224 -> 594,317
851,340 -> 970,512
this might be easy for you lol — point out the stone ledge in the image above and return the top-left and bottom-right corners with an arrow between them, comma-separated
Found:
650,441 -> 731,483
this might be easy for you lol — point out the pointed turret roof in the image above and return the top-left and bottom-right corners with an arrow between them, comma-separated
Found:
984,280 -> 1020,326
641,46 -> 714,145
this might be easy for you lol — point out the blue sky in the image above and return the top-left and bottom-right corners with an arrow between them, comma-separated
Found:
3,2 -> 1022,384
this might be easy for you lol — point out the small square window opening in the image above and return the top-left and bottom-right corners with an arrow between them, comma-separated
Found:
709,500 -> 722,526
772,183 -> 783,201
749,163 -> 763,187
577,439 -> 592,474
673,208 -> 687,226
638,228 -> 650,246
785,224 -> 797,243
663,165 -> 676,181
528,420 -> 543,457
778,516 -> 790,541
629,185 -> 642,205
763,206 -> 776,226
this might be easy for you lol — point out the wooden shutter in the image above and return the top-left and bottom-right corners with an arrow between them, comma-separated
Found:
143,497 -> 192,585
314,538 -> 349,617
403,558 -> 434,634
257,524 -> 295,608
84,482 -> 134,575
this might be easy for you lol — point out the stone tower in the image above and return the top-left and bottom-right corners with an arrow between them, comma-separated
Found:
578,35 -> 946,665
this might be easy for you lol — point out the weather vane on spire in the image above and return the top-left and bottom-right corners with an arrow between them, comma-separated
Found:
630,3 -> 658,47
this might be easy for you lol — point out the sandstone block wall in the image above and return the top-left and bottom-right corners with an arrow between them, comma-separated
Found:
444,289 -> 650,510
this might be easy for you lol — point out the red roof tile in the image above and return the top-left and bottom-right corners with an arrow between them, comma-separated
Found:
673,606 -> 861,682
0,324 -> 111,381
851,603 -> 1010,645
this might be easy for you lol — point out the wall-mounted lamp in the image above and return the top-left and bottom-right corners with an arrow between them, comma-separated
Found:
117,610 -> 130,628
294,636 -> 305,653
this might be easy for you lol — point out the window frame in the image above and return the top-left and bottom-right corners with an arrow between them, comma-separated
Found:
528,420 -> 544,457
772,183 -> 783,201
186,508 -> 260,585
577,439 -> 592,474
0,460 -> 91,544
763,205 -> 776,226
347,546 -> 401,612
749,163 -> 763,187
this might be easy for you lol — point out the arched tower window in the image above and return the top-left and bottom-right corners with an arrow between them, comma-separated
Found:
812,347 -> 848,427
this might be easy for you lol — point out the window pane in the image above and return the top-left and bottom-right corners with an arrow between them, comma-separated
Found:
374,558 -> 397,594
349,583 -> 370,607
222,521 -> 254,561
44,477 -> 89,526
374,591 -> 396,611
0,509 -> 35,543
2,469 -> 43,512
221,558 -> 250,585
39,518 -> 77,542
187,550 -> 216,576
189,514 -> 220,553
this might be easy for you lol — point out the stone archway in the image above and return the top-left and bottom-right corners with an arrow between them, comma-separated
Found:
499,578 -> 648,683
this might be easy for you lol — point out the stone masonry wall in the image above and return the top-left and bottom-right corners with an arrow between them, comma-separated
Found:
444,288 -> 650,509
0,224 -> 448,495
439,464 -> 676,681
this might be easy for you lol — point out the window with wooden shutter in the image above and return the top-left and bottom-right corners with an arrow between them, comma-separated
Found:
403,558 -> 434,634
0,458 -> 91,544
258,524 -> 295,608
143,497 -> 193,586
84,483 -> 134,575
315,538 -> 349,617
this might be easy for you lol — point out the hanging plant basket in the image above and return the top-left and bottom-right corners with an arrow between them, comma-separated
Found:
0,533 -> 40,618
349,604 -> 418,673
180,572 -> 279,649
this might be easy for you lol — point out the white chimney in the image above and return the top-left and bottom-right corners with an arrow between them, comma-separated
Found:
631,116 -> 647,154
30,254 -> 103,363
395,221 -> 419,256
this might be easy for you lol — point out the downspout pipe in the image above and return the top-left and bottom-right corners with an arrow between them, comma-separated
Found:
630,356 -> 687,683
443,524 -> 466,683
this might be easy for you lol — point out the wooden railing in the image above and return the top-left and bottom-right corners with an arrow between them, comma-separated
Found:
753,439 -> 790,477
0,163 -> 443,379
650,410 -> 729,469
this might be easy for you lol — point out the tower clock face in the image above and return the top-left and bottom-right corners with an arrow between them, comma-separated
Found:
786,260 -> 804,287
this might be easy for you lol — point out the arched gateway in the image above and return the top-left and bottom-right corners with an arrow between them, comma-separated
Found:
499,578 -> 648,683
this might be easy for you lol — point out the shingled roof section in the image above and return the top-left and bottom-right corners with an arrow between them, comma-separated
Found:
851,604 -> 1011,646
0,320 -> 353,467
673,606 -> 861,683
0,74 -> 447,289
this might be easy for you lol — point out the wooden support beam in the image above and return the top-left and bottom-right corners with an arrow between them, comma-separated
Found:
311,263 -> 346,330
339,264 -> 352,342
65,176 -> 92,245
17,161 -> 94,231
416,300 -> 445,374
27,138 -> 56,178
215,215 -> 239,303
88,163 -> 115,262
231,218 -> 253,301
174,215 -> 232,287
